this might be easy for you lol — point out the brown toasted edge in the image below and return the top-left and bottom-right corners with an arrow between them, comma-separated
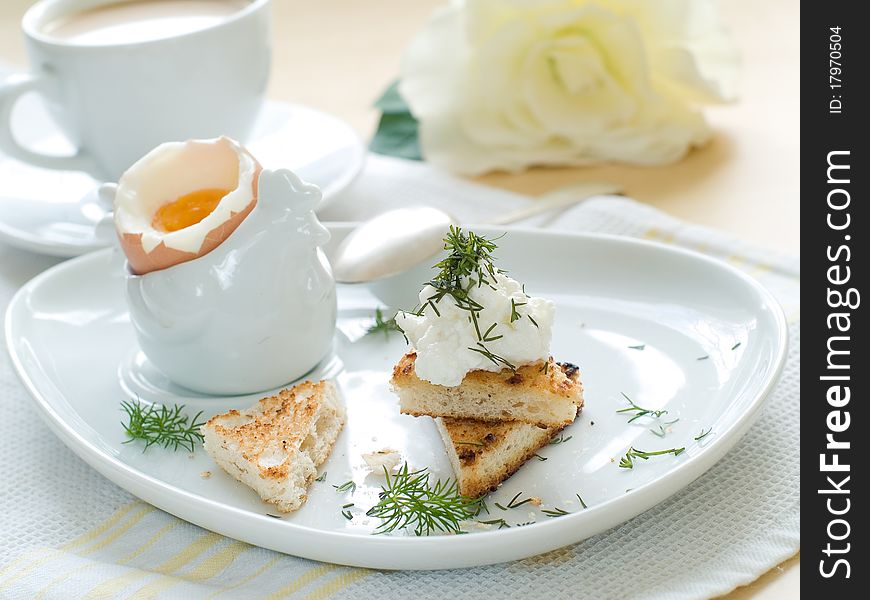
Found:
460,423 -> 567,499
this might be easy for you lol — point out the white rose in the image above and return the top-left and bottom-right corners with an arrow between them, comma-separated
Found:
399,0 -> 739,174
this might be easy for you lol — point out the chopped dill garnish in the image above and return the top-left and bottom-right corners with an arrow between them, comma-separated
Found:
468,343 -> 516,370
266,514 -> 282,519
515,521 -> 535,527
697,355 -> 710,361
533,454 -> 548,461
333,480 -> 357,494
365,464 -> 483,535
541,507 -> 570,518
315,472 -> 327,482
731,342 -> 742,350
695,428 -> 712,441
341,503 -> 355,520
478,518 -> 511,529
649,418 -> 679,438
528,315 -> 539,328
366,307 -> 402,338
430,226 -> 501,290
471,499 -> 490,517
549,433 -> 573,445
628,344 -> 646,350
576,493 -> 588,509
481,322 -> 503,342
510,298 -> 526,323
121,399 -> 204,452
494,492 -> 535,511
616,392 -> 668,423
618,446 -> 686,469
423,227 -> 517,371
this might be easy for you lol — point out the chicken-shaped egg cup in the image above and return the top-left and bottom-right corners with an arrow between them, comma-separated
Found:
115,137 -> 336,395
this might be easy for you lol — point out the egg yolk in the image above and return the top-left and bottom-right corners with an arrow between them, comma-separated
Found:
152,188 -> 232,232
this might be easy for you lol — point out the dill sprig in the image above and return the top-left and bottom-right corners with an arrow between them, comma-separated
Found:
366,307 -> 402,338
576,493 -> 588,509
533,454 -> 548,461
628,344 -> 646,350
341,503 -> 355,520
549,433 -> 573,445
333,480 -> 357,493
423,227 -> 516,371
429,226 -> 501,293
121,400 -> 204,452
494,492 -> 535,511
366,464 -> 483,535
616,392 -> 669,423
695,428 -> 712,441
618,446 -> 685,469
315,472 -> 327,482
541,506 -> 570,518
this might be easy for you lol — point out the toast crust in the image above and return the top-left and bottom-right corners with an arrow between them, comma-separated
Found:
392,353 -> 580,398
392,353 -> 584,427
203,380 -> 345,512
434,363 -> 583,497
436,417 -> 561,498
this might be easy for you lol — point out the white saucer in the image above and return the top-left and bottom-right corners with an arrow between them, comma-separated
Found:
6,226 -> 788,569
0,98 -> 365,258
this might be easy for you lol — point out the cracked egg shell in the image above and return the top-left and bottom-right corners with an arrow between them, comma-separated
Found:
114,137 -> 262,275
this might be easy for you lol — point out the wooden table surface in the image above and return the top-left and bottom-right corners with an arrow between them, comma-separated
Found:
0,0 -> 799,597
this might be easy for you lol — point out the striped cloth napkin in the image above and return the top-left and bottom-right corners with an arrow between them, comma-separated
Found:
0,154 -> 799,599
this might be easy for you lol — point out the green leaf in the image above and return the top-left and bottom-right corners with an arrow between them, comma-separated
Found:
370,80 -> 422,161
374,80 -> 410,114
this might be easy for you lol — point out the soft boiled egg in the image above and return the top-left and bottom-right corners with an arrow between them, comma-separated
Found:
114,137 -> 262,275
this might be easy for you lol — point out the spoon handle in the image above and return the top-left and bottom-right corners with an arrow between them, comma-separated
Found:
486,181 -> 622,226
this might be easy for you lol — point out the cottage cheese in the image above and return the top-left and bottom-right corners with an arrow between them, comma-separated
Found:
396,271 -> 554,386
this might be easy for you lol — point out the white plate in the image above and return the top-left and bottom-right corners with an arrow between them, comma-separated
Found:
0,99 -> 364,258
5,227 -> 787,570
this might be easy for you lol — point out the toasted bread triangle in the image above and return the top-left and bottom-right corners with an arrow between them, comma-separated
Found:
392,355 -> 583,427
435,363 -> 583,498
436,417 -> 561,498
203,380 -> 345,512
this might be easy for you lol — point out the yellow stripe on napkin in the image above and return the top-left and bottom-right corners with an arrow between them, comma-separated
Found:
0,502 -> 149,592
124,532 -> 226,598
264,564 -> 341,599
61,502 -> 141,551
205,555 -> 281,599
80,522 -> 181,600
301,568 -> 373,600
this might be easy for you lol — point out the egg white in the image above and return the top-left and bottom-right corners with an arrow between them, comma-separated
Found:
114,136 -> 258,254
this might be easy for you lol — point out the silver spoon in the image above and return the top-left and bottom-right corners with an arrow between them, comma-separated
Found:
332,181 -> 621,285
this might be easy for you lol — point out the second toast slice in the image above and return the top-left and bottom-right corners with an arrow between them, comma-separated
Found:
435,417 -> 561,498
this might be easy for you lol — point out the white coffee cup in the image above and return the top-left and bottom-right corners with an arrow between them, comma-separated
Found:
0,0 -> 271,181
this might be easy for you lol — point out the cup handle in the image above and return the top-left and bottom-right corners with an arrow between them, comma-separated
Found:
0,72 -> 98,173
